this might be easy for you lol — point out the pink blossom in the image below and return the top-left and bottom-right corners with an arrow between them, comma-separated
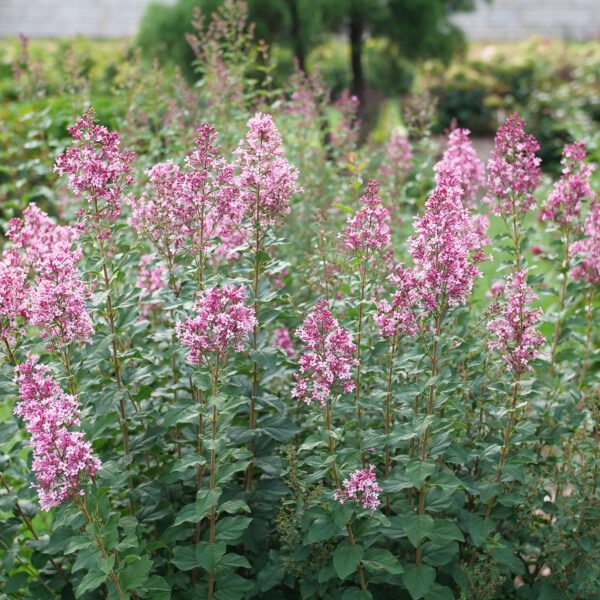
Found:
334,465 -> 382,512
292,301 -> 357,407
485,113 -> 542,217
177,285 -> 256,368
435,128 -> 484,208
374,264 -> 419,339
380,130 -> 413,189
55,107 -> 135,237
410,168 -> 484,311
6,205 -> 92,350
14,355 -> 101,510
28,244 -> 93,351
273,326 -> 295,357
329,90 -> 360,157
131,124 -> 241,262
234,113 -> 300,227
530,246 -> 544,256
487,270 -> 544,374
0,251 -> 29,347
6,203 -> 78,270
342,180 -> 391,256
571,200 -> 600,284
136,256 -> 166,317
487,281 -> 506,298
541,142 -> 593,227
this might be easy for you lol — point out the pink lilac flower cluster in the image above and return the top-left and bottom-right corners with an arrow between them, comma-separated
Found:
131,124 -> 241,263
374,264 -> 419,339
334,464 -> 382,512
487,270 -> 544,374
14,355 -> 101,510
485,113 -> 542,218
6,203 -> 78,270
410,168 -> 484,311
541,142 -> 593,227
380,130 -> 413,187
273,327 -> 295,357
342,180 -> 391,256
434,128 -> 484,208
292,301 -> 357,407
186,123 -> 242,254
6,205 -> 92,350
234,113 -> 300,227
136,256 -> 166,317
55,107 -> 135,238
329,90 -> 360,157
0,252 -> 28,346
177,284 -> 256,368
571,200 -> 600,284
28,243 -> 93,350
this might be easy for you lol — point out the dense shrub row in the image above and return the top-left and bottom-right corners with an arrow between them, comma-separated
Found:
1,4 -> 599,599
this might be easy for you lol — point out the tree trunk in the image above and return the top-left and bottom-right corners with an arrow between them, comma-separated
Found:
349,7 -> 364,104
286,0 -> 305,72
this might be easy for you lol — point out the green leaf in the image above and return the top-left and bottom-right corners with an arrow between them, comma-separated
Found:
214,572 -> 253,600
215,516 -> 252,543
217,553 -> 252,569
429,520 -> 464,546
403,514 -> 434,548
425,583 -> 455,600
362,548 -> 404,574
119,556 -> 152,592
402,563 -> 436,600
171,454 -> 207,473
307,512 -> 339,543
341,589 -> 373,600
196,542 -> 227,572
174,489 -> 222,526
142,576 -> 171,600
76,569 -> 108,597
171,546 -> 198,571
333,543 -> 364,580
405,459 -> 436,488
422,542 -> 458,566
466,516 -> 495,547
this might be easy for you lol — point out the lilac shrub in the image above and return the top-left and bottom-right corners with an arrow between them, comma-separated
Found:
1,16 -> 599,599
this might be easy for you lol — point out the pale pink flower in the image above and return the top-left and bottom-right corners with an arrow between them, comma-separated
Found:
6,203 -> 78,270
273,326 -> 295,357
234,113 -> 300,227
136,256 -> 166,317
55,107 -> 135,238
329,90 -> 360,157
374,264 -> 419,339
292,301 -> 357,407
177,285 -> 256,368
487,270 -> 544,374
380,130 -> 413,190
435,128 -> 484,208
0,251 -> 29,347
571,200 -> 600,284
410,168 -> 484,312
342,180 -> 391,257
485,113 -> 542,218
131,124 -> 241,263
14,355 -> 101,510
334,464 -> 382,512
541,141 -> 593,227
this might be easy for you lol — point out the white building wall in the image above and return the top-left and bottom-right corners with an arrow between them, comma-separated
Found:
452,0 -> 600,40
0,0 -> 176,38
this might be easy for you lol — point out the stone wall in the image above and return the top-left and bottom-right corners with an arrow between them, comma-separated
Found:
0,0 -> 175,38
452,0 -> 600,40
0,0 -> 599,40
